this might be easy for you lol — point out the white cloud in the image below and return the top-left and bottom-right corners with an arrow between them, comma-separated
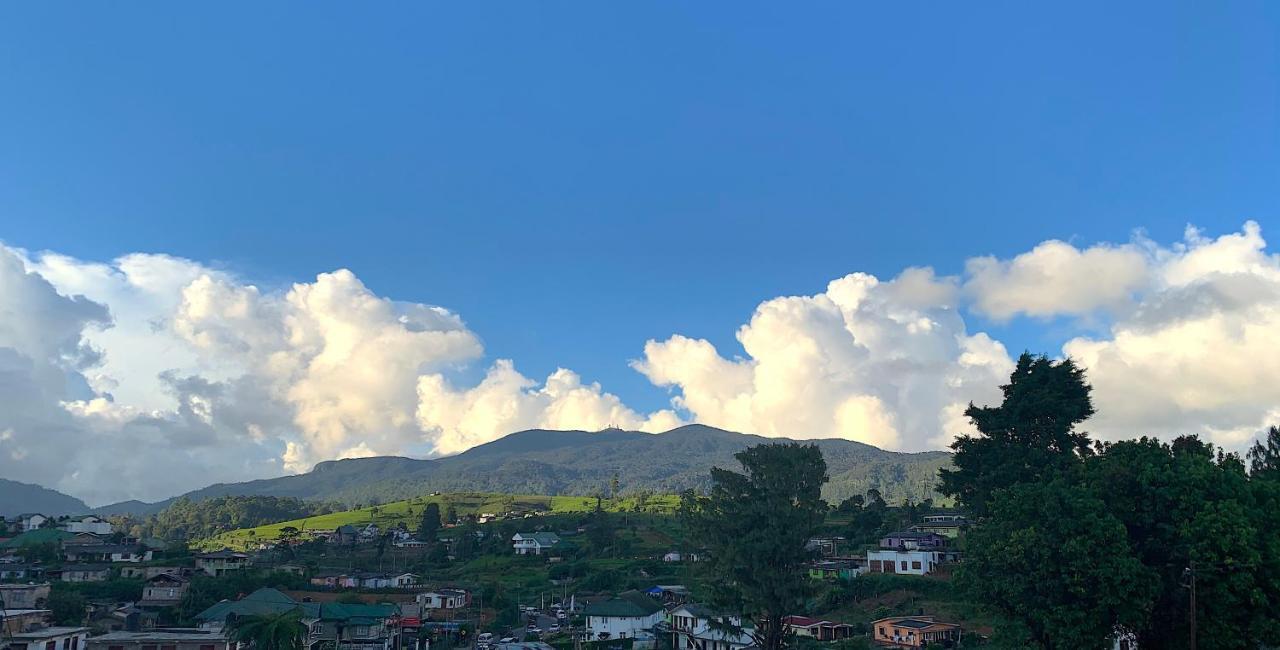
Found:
0,244 -> 681,503
4,221 -> 1279,504
965,239 -> 1151,320
416,360 -> 682,456
633,269 -> 1014,451
1060,222 -> 1280,446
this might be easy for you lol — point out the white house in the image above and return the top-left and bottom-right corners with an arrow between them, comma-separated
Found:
669,604 -> 754,650
417,589 -> 468,610
662,551 -> 701,563
17,513 -> 48,532
62,515 -> 114,535
511,532 -> 561,555
584,591 -> 664,643
867,549 -> 942,576
7,626 -> 91,650
355,572 -> 418,589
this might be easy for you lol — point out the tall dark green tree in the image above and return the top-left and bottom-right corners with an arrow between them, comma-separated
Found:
939,353 -> 1094,517
1248,425 -> 1280,480
681,443 -> 829,650
47,588 -> 87,625
958,478 -> 1156,649
585,508 -> 617,555
419,502 -> 441,541
228,610 -> 306,650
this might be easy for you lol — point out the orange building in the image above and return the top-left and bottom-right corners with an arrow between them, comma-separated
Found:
871,616 -> 962,648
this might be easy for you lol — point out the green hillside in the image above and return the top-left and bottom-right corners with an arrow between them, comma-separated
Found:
105,425 -> 950,516
198,491 -> 679,550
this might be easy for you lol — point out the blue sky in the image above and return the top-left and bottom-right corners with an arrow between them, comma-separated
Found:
1,2 -> 1277,433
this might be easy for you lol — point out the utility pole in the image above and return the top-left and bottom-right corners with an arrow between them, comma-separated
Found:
1183,561 -> 1197,650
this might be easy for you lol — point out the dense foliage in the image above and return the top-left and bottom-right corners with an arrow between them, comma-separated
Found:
942,352 -> 1280,649
682,443 -> 829,650
131,496 -> 338,541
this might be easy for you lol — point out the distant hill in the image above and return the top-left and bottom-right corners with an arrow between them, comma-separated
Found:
97,425 -> 950,514
0,479 -> 90,517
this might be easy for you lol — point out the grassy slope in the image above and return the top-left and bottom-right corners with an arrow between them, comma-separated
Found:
198,492 -> 680,550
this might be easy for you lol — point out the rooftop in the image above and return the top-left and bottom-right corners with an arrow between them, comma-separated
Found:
9,626 -> 90,639
583,590 -> 662,618
871,616 -> 958,630
883,531 -> 941,539
196,587 -> 399,623
92,630 -> 229,642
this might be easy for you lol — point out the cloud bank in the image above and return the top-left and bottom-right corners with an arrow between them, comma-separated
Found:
1,222 -> 1277,504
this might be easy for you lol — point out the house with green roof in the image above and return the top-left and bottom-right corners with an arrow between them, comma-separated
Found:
511,532 -> 561,555
196,587 -> 403,650
583,590 -> 664,644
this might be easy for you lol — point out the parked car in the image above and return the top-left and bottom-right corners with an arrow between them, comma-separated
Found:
499,638 -> 516,644
548,624 -> 561,633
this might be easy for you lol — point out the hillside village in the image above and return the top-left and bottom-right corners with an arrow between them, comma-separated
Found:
0,491 -> 973,650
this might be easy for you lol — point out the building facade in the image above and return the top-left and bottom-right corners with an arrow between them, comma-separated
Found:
870,616 -> 961,648
866,550 -> 942,576
88,630 -> 234,650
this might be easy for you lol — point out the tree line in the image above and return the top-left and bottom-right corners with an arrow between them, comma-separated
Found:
113,495 -> 342,541
681,352 -> 1280,650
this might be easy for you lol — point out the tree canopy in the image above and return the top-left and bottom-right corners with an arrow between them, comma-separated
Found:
682,443 -> 828,650
940,353 -> 1094,517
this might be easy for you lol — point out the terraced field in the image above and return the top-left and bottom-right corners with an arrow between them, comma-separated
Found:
197,491 -> 680,550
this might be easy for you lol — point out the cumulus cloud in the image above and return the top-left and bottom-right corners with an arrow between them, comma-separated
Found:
633,269 -> 1014,451
965,239 -> 1151,320
0,245 -> 668,504
416,360 -> 682,455
1060,222 -> 1280,446
3,221 -> 1279,504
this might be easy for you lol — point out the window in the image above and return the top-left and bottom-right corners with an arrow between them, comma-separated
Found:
109,645 -> 126,650
45,641 -> 56,650
161,644 -> 176,650
70,638 -> 79,650
900,561 -> 907,571
200,645 -> 216,650
911,561 -> 922,570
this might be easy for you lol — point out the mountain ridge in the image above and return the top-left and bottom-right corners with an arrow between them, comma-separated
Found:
0,478 -> 92,517
5,425 -> 950,516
